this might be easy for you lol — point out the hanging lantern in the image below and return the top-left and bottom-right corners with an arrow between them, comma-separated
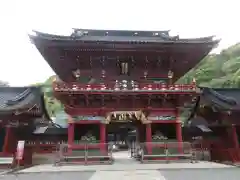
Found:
72,85 -> 78,91
161,83 -> 167,91
130,80 -> 134,90
192,78 -> 197,91
168,70 -> 173,79
100,84 -> 106,90
147,84 -> 152,90
134,84 -> 139,91
133,81 -> 139,90
174,84 -> 180,90
73,69 -> 81,78
101,70 -> 106,78
114,80 -> 120,91
122,80 -> 128,90
144,71 -> 148,78
86,84 -> 91,90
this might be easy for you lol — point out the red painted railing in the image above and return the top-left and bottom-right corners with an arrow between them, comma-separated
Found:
25,141 -> 65,154
53,81 -> 197,92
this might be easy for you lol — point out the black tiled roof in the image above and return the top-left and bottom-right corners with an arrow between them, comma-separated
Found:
201,88 -> 240,111
34,127 -> 67,135
73,29 -> 170,37
0,86 -> 50,118
29,29 -> 220,83
30,29 -> 218,44
188,116 -> 209,127
70,35 -> 173,42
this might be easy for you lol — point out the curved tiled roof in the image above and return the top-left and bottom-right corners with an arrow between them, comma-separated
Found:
29,29 -> 220,82
201,87 -> 240,111
0,86 -> 50,119
30,29 -> 219,44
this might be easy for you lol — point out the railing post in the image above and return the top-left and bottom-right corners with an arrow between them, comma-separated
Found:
146,124 -> 152,154
68,119 -> 74,153
84,144 -> 88,164
100,123 -> 106,153
165,144 -> 169,163
231,124 -> 239,149
176,119 -> 183,153
3,126 -> 11,153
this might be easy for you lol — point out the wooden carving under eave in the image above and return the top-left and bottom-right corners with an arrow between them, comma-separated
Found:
102,110 -> 151,124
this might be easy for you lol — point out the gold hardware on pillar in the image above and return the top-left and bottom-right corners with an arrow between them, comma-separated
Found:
119,114 -> 122,121
104,110 -> 152,124
168,70 -> 173,85
123,113 -> 126,120
129,112 -> 132,119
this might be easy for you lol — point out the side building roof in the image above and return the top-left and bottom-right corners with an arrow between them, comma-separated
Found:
200,87 -> 240,111
186,87 -> 240,126
0,86 -> 50,121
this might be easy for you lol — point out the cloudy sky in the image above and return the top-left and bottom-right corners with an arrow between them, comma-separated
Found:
0,0 -> 238,86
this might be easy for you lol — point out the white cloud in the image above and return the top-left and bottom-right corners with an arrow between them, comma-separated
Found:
0,0 -> 239,86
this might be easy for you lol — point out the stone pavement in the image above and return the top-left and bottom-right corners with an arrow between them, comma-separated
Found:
0,151 -> 237,179
1,168 -> 240,180
17,161 -> 234,173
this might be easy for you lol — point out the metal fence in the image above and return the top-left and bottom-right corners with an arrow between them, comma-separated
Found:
54,143 -> 113,165
53,141 -> 240,165
135,141 -> 197,163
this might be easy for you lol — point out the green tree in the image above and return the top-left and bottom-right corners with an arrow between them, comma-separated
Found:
178,43 -> 240,88
38,75 -> 64,117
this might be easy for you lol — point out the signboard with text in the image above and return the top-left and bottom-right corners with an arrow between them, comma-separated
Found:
16,140 -> 25,160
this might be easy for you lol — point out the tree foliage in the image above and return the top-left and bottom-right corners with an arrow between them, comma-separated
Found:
178,43 -> 240,88
33,76 -> 63,117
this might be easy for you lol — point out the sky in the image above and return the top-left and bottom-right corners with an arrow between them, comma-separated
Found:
0,0 -> 239,86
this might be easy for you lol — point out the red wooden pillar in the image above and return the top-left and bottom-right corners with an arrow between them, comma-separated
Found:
68,120 -> 74,153
176,122 -> 183,153
8,127 -> 17,153
231,124 -> 239,149
3,126 -> 11,154
100,123 -> 106,152
176,108 -> 183,153
146,124 -> 152,154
